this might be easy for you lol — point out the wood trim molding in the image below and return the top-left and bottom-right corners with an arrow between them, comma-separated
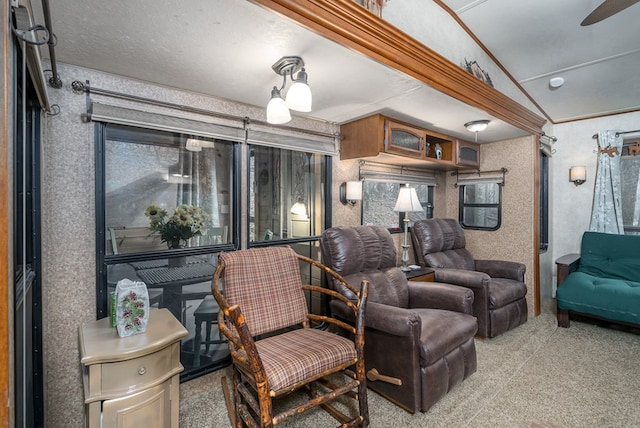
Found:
250,0 -> 546,135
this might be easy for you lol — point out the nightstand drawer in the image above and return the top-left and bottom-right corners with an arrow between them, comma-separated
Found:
404,267 -> 435,282
101,344 -> 175,396
409,273 -> 435,282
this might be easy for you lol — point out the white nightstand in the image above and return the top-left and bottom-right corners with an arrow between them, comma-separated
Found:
79,308 -> 187,428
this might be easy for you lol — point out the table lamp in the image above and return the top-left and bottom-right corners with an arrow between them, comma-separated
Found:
393,185 -> 423,271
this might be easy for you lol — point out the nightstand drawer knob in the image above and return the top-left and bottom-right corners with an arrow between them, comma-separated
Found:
138,366 -> 147,375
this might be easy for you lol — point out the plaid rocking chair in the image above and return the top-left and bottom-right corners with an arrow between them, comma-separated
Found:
212,246 -> 370,427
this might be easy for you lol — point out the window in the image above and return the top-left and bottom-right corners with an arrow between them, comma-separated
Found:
459,183 -> 502,230
93,109 -> 334,380
362,181 -> 433,228
248,145 -> 328,317
249,146 -> 326,242
621,148 -> 640,235
97,123 -> 236,379
103,125 -> 234,254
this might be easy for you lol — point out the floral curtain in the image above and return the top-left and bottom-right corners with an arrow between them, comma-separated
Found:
589,130 -> 624,234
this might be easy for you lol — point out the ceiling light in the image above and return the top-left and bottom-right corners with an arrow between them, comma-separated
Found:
285,68 -> 312,112
266,56 -> 312,124
266,86 -> 291,124
464,120 -> 490,142
549,77 -> 565,89
464,120 -> 490,133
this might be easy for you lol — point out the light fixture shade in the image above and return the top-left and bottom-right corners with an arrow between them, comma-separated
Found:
345,181 -> 362,201
266,86 -> 291,124
285,68 -> 312,112
185,138 -> 202,152
393,186 -> 423,212
570,166 -> 586,185
464,120 -> 490,133
290,201 -> 307,216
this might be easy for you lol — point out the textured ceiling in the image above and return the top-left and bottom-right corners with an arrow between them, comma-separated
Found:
26,0 -> 640,143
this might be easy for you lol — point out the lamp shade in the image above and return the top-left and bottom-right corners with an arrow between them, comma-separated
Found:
393,186 -> 423,212
570,166 -> 586,184
285,68 -> 312,112
266,87 -> 291,124
345,181 -> 362,201
185,138 -> 202,152
290,201 -> 307,216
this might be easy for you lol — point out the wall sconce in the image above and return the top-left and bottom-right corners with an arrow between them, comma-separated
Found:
290,198 -> 307,217
185,138 -> 203,152
570,166 -> 586,186
464,119 -> 490,142
393,185 -> 423,271
339,181 -> 362,206
266,56 -> 312,125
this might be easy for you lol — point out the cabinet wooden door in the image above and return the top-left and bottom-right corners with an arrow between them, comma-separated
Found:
384,119 -> 424,157
455,139 -> 480,167
102,382 -> 172,428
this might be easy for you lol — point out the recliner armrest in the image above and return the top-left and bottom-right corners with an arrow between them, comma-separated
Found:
475,259 -> 525,281
433,268 -> 490,290
407,282 -> 474,315
330,300 -> 420,337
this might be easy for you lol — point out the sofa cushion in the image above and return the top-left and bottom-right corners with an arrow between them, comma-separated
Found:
578,232 -> 640,283
556,272 -> 640,325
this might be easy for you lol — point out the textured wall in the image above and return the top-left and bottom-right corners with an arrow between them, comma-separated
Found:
41,63 -> 337,427
445,136 -> 537,315
550,110 -> 640,291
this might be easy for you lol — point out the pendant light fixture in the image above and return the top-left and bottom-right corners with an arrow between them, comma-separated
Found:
266,56 -> 312,124
266,86 -> 291,124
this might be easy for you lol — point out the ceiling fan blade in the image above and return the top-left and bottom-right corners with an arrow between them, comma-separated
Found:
581,0 -> 640,26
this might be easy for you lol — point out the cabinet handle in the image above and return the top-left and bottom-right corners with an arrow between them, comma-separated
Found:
138,366 -> 147,375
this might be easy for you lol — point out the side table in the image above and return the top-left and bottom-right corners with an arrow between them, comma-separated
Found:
404,267 -> 435,282
79,308 -> 188,428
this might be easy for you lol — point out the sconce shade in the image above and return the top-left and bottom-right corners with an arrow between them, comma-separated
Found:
570,166 -> 586,185
393,186 -> 423,212
340,181 -> 362,205
464,120 -> 490,133
266,86 -> 291,124
290,201 -> 307,216
185,138 -> 202,152
285,68 -> 312,112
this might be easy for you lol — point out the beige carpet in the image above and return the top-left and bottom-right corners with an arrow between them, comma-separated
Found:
179,302 -> 640,427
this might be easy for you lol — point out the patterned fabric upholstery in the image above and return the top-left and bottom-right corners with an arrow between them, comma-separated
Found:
220,247 -> 307,337
256,328 -> 357,392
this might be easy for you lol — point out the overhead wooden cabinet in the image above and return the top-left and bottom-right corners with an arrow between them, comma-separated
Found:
340,114 -> 479,169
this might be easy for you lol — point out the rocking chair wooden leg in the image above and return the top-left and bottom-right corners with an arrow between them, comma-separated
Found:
221,376 -> 237,427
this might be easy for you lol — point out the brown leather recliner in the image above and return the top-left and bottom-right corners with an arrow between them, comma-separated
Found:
411,218 -> 528,338
320,225 -> 477,413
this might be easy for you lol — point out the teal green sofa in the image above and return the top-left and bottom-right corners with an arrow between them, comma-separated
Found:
555,231 -> 640,328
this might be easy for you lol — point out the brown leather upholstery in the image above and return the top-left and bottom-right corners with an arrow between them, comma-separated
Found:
321,225 -> 477,413
411,218 -> 528,338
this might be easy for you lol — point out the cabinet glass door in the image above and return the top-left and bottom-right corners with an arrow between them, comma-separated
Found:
385,120 -> 423,156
